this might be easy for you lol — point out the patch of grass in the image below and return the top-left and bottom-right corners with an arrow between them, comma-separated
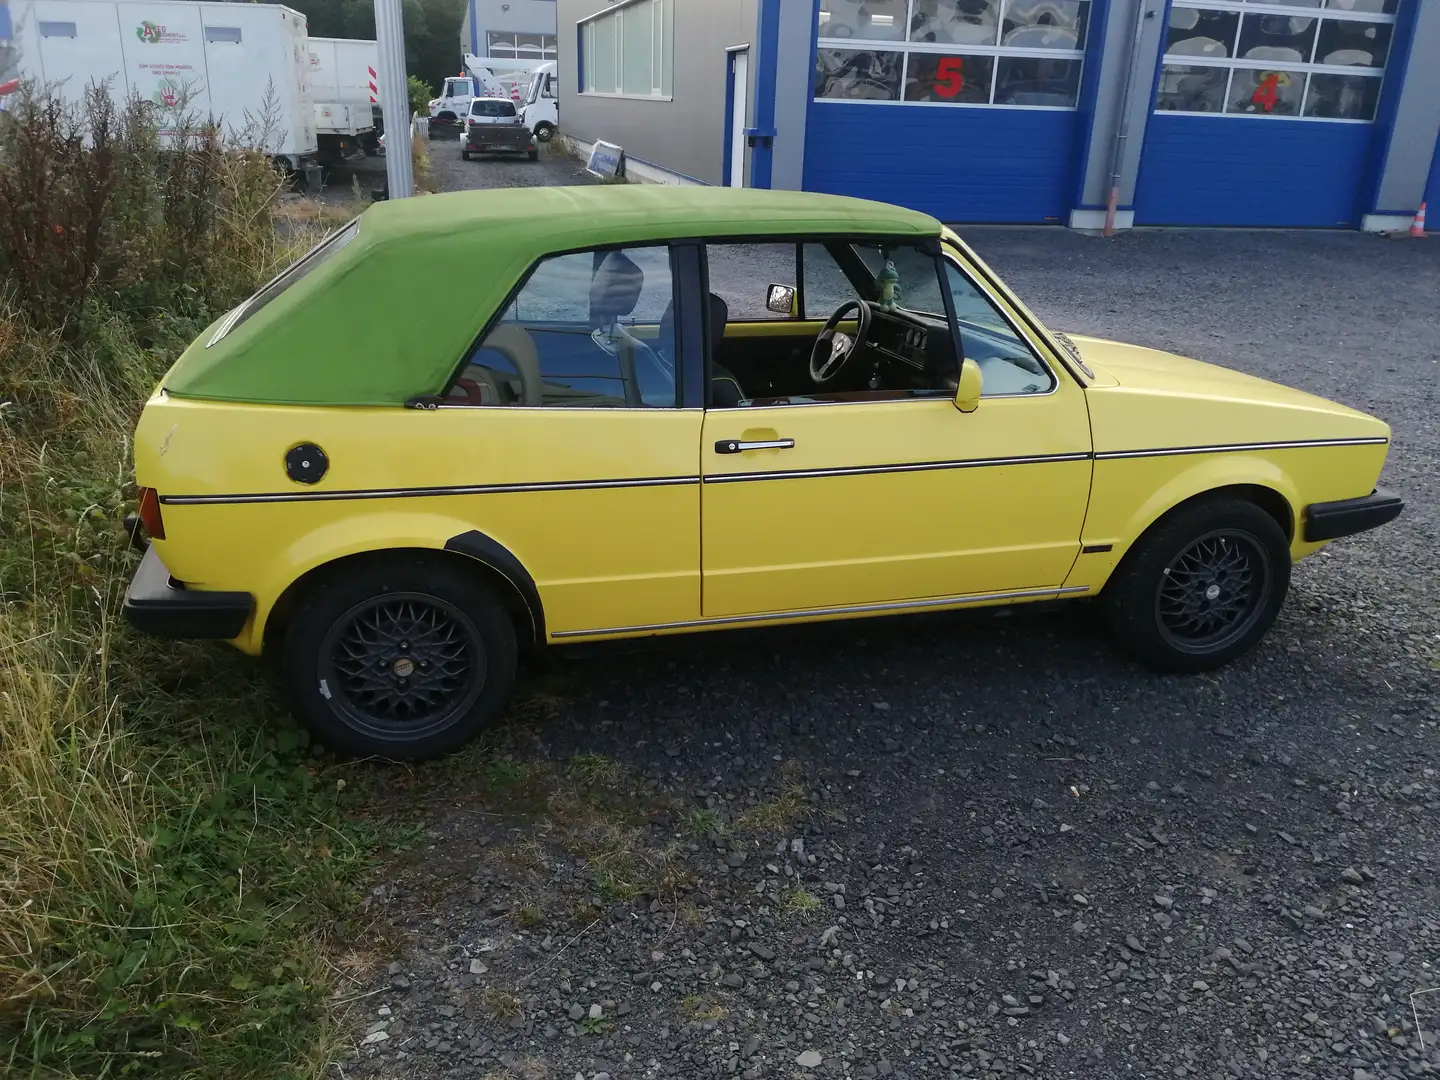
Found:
780,886 -> 823,916
580,1015 -> 614,1036
681,807 -> 726,839
482,989 -> 524,1021
677,995 -> 728,1022
566,753 -> 626,788
734,783 -> 809,835
515,904 -> 546,928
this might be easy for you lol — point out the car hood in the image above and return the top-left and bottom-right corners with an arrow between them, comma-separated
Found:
1062,334 -> 1390,451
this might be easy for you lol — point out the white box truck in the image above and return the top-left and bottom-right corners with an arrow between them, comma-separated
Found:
307,34 -> 380,162
6,0 -> 321,185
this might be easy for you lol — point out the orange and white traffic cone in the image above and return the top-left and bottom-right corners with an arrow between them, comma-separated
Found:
1410,201 -> 1427,238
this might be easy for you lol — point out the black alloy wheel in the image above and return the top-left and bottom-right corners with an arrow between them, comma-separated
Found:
318,592 -> 486,742
283,556 -> 518,759
1154,529 -> 1271,654
1103,496 -> 1291,672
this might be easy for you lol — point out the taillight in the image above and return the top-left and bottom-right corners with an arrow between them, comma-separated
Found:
137,487 -> 166,541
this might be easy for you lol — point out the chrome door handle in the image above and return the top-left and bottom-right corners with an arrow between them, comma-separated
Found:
715,438 -> 795,454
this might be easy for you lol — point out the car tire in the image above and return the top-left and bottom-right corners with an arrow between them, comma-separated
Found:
535,123 -> 555,142
527,149 -> 539,161
1103,496 -> 1290,673
281,554 -> 517,759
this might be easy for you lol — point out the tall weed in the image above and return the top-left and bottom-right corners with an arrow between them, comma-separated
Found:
0,85 -> 376,1078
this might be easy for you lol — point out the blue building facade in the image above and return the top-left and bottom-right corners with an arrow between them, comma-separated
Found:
565,0 -> 1440,231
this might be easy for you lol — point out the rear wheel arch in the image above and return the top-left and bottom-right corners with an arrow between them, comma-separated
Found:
261,537 -> 544,659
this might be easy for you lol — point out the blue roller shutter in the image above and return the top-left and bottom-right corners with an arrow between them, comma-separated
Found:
802,0 -> 1104,224
1134,1 -> 1399,228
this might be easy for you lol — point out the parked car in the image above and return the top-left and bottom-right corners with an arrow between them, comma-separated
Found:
122,187 -> 1402,759
461,98 -> 537,161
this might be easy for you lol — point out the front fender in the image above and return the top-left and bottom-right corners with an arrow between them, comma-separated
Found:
1066,452 -> 1303,591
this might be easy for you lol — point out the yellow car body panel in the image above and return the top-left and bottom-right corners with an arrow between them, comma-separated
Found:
128,194 -> 1397,662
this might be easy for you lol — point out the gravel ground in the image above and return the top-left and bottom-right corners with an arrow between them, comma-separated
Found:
338,204 -> 1440,1080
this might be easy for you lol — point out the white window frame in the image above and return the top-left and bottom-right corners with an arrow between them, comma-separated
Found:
814,0 -> 1090,111
1155,0 -> 1397,125
578,0 -> 673,101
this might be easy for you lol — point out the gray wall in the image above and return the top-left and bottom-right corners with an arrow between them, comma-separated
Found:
769,0 -> 812,190
1371,0 -> 1440,215
463,0 -> 559,57
557,0 -> 756,185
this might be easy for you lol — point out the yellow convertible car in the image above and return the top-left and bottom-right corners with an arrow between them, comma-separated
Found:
124,187 -> 1402,758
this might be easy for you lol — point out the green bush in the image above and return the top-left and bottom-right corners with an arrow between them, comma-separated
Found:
0,84 -> 379,1080
408,73 -> 435,117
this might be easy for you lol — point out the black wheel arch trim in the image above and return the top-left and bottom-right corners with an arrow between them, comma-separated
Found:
443,530 -> 546,644
1303,488 -> 1404,543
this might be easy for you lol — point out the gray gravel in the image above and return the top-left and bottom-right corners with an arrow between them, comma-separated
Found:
340,211 -> 1440,1079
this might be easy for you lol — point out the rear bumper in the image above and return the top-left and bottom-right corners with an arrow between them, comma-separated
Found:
123,547 -> 254,640
1303,487 -> 1404,542
465,130 -> 533,152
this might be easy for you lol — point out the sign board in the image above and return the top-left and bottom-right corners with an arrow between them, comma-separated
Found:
586,140 -> 624,180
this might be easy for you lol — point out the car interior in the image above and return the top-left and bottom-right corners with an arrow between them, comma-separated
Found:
443,239 -> 1052,409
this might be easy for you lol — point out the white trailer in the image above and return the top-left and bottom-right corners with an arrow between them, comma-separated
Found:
307,35 -> 380,161
7,0 -> 319,184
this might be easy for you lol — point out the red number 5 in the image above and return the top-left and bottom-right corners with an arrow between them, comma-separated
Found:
935,57 -> 964,99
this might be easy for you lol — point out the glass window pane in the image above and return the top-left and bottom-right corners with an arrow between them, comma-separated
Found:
908,0 -> 1001,45
1155,63 -> 1228,111
904,53 -> 994,103
1237,13 -> 1316,62
590,15 -> 618,94
818,0 -> 907,41
707,244 -> 799,321
943,264 -> 1051,396
1166,7 -> 1239,59
1001,0 -> 1088,50
815,49 -> 903,100
1227,67 -> 1303,114
452,247 -> 677,409
1259,0 -> 1321,8
1304,72 -> 1381,118
620,3 -> 654,95
659,0 -> 673,94
583,26 -> 594,92
1325,0 -> 1396,12
1315,18 -> 1391,67
995,56 -> 1081,106
803,244 -> 859,317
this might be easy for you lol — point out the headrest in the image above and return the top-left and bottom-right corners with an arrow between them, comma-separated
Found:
589,251 -> 644,326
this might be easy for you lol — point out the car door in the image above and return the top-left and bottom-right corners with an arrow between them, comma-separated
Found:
442,243 -> 702,636
699,238 -> 1092,620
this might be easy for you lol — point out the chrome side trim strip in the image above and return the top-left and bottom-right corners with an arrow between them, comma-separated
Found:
704,451 -> 1091,484
551,585 -> 1092,639
160,475 -> 701,506
1094,437 -> 1388,461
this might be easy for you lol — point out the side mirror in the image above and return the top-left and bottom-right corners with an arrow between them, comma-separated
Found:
954,357 -> 982,413
766,283 -> 798,316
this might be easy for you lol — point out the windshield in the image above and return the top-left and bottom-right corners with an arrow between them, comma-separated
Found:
525,72 -> 543,105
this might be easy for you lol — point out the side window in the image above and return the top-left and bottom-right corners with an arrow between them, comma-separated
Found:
800,242 -> 946,318
448,246 -> 678,408
801,244 -> 858,317
706,243 -> 800,321
943,261 -> 1054,397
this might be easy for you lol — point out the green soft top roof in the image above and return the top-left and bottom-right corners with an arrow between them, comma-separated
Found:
164,185 -> 942,407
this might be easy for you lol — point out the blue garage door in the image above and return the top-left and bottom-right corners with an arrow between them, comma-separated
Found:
1134,2 -> 1398,228
803,0 -> 1102,224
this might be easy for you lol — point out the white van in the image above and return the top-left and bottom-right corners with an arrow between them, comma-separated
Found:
519,60 -> 557,141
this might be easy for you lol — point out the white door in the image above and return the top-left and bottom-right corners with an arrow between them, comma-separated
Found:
728,49 -> 748,188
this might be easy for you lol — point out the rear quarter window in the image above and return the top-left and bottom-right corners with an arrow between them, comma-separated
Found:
207,220 -> 359,346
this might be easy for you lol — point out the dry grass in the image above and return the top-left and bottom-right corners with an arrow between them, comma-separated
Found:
734,783 -> 810,834
677,995 -> 728,1022
779,886 -> 823,916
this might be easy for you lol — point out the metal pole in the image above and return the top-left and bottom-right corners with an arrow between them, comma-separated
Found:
1104,0 -> 1154,236
374,0 -> 414,198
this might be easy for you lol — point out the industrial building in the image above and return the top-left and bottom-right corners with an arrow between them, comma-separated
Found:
555,0 -> 1440,231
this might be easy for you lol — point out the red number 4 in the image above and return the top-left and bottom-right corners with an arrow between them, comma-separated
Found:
935,57 -> 964,99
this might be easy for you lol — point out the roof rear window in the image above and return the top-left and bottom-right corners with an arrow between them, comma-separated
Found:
207,220 -> 359,347
470,99 -> 517,116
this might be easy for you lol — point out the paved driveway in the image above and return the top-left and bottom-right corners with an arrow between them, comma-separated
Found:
345,220 -> 1440,1080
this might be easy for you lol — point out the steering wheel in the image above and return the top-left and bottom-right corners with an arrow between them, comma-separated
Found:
810,300 -> 872,385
